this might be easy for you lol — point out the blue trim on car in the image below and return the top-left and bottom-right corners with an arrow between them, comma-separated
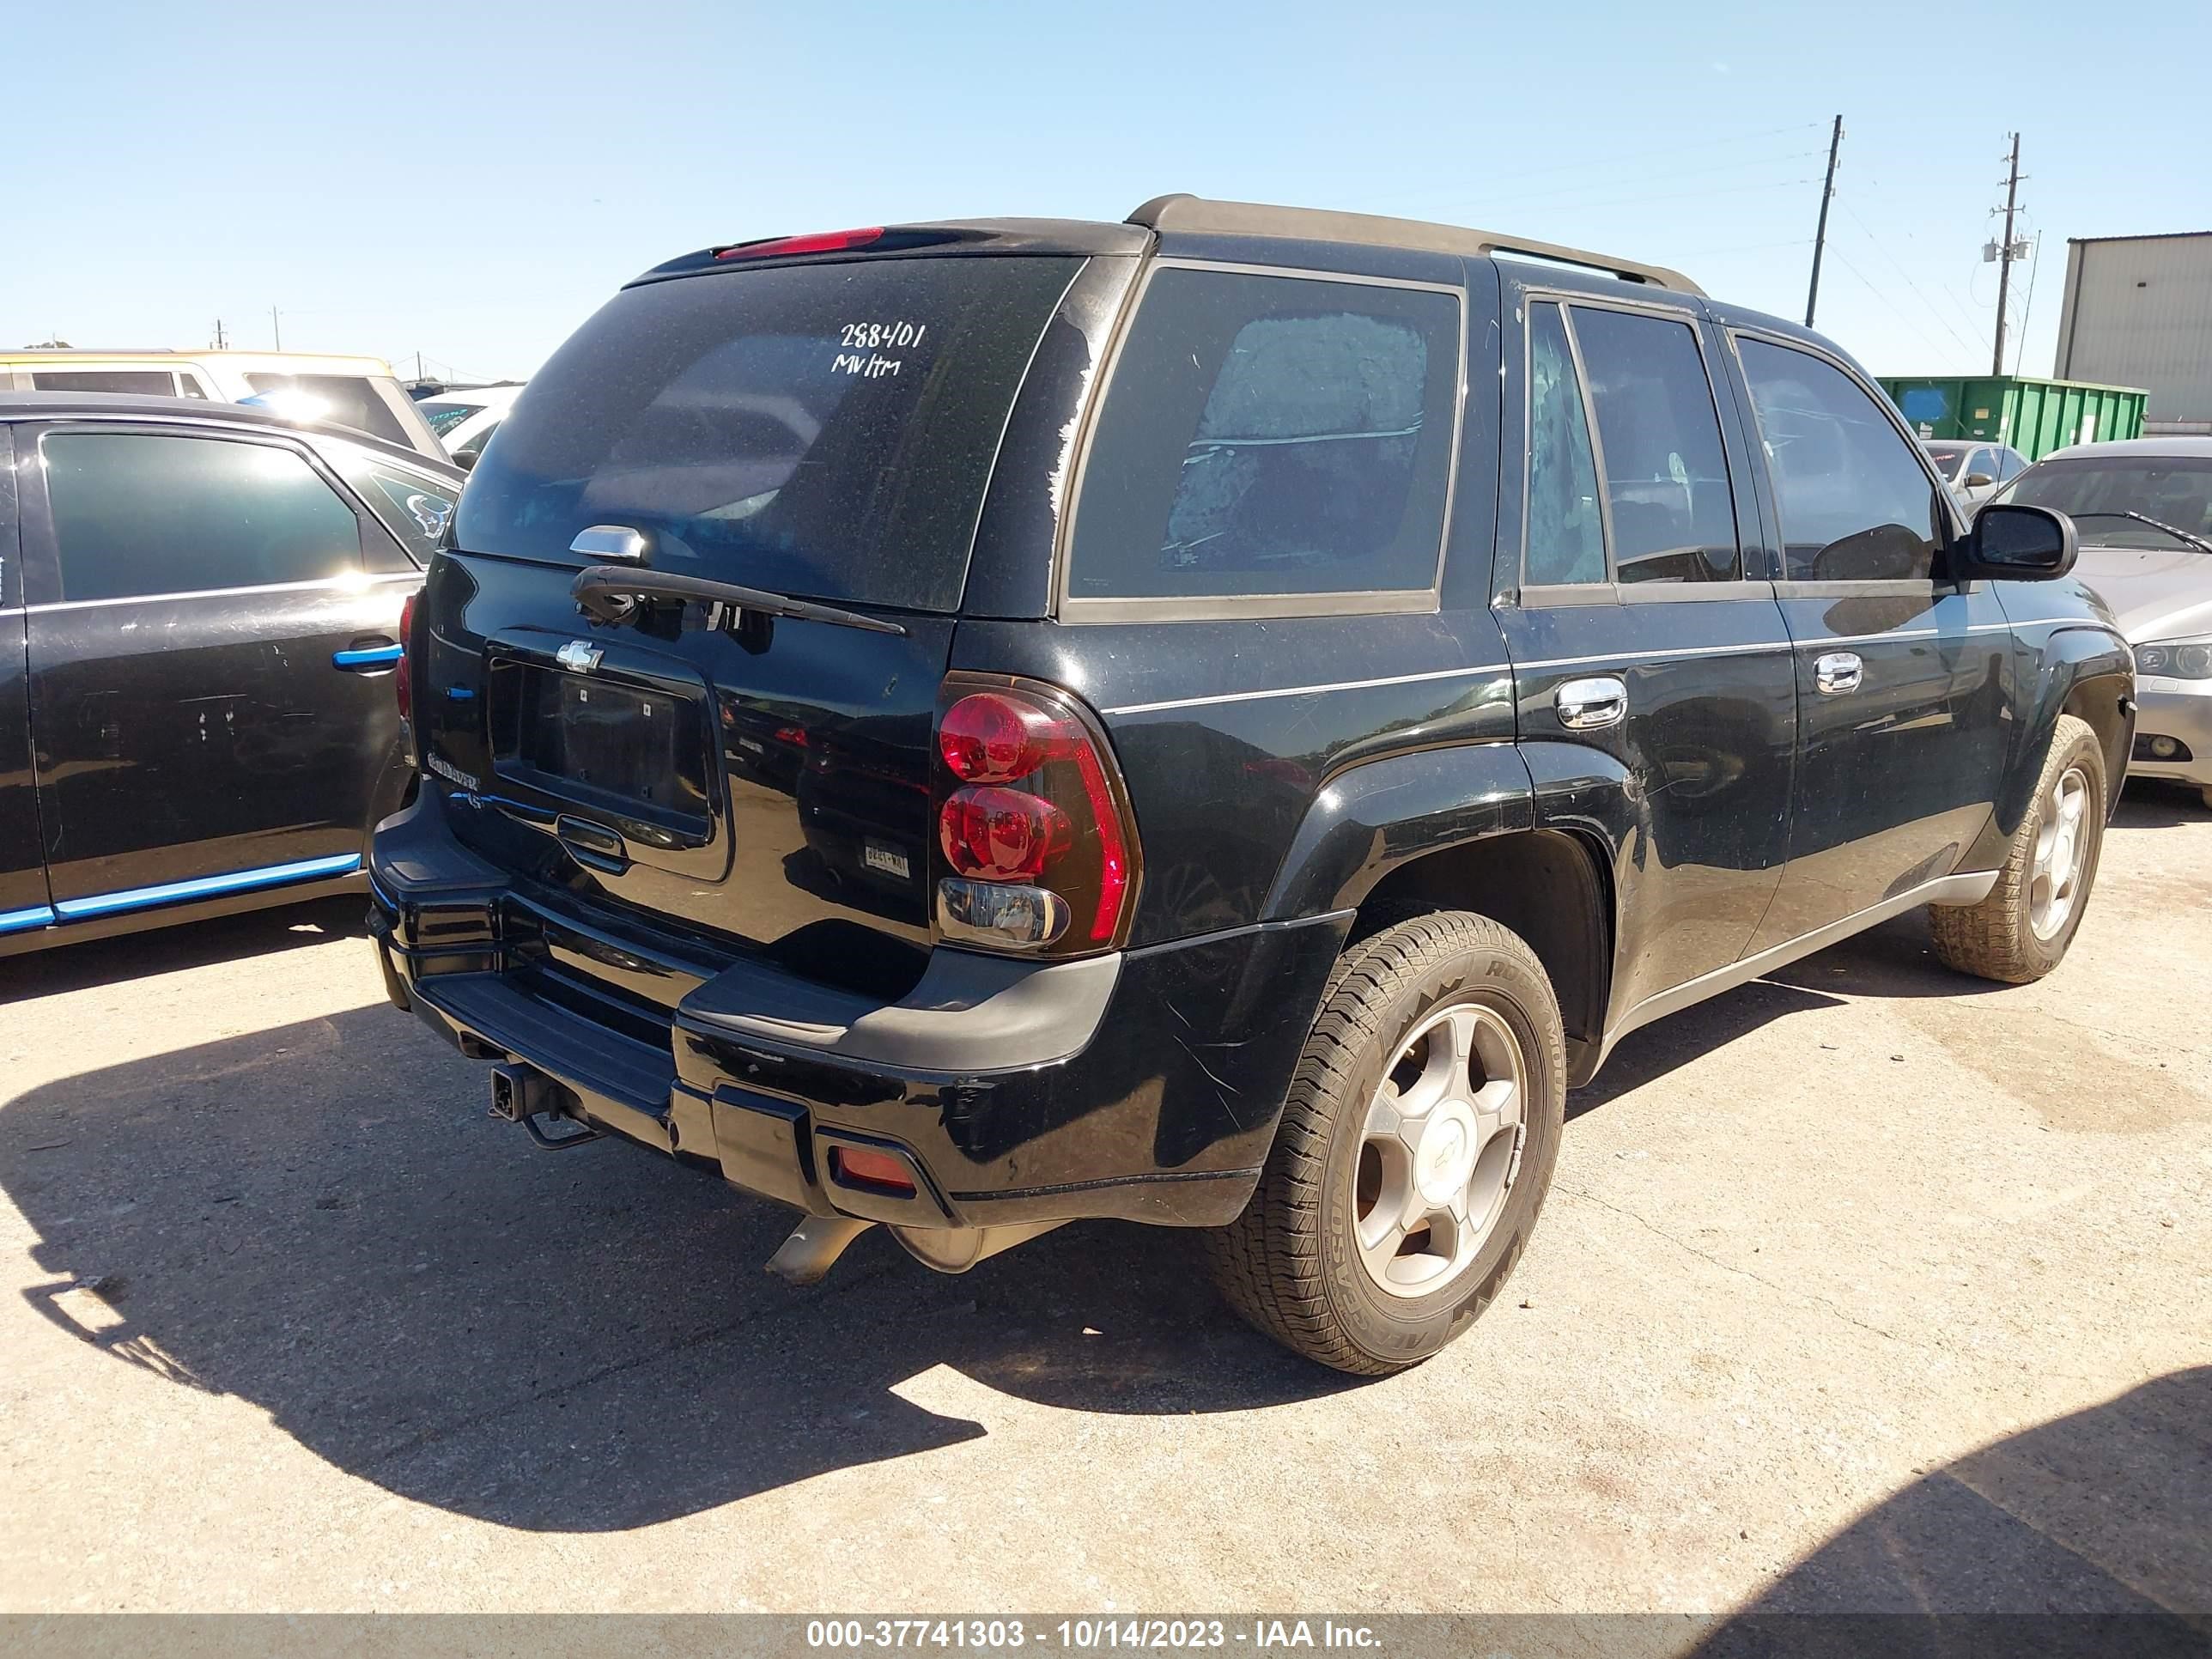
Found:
51,854 -> 364,920
0,903 -> 57,935
333,644 -> 404,668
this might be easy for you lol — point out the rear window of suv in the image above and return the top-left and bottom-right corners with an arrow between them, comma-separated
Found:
1066,265 -> 1462,609
453,255 -> 1084,613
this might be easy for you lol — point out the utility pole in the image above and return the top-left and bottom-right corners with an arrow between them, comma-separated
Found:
212,318 -> 228,349
1805,114 -> 1844,328
1990,133 -> 2024,374
270,306 -> 283,352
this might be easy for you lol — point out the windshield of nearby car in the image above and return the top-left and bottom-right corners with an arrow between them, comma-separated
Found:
1998,456 -> 2212,550
1923,442 -> 1969,480
419,401 -> 483,437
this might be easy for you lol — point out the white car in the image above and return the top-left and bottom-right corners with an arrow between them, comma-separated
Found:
0,349 -> 445,461
417,383 -> 524,468
1922,439 -> 2027,511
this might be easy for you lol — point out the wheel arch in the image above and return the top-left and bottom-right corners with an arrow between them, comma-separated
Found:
1259,743 -> 1619,1085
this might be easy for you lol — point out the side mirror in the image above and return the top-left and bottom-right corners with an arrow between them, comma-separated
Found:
1954,502 -> 2077,582
1964,471 -> 1995,489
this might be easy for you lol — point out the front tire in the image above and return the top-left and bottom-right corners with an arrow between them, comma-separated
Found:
1929,714 -> 2107,983
1205,911 -> 1566,1375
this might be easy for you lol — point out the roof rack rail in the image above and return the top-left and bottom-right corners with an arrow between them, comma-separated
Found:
1126,195 -> 1704,297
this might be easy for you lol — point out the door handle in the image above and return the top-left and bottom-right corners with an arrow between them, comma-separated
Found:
333,639 -> 402,671
1554,675 -> 1627,730
1814,651 -> 1864,696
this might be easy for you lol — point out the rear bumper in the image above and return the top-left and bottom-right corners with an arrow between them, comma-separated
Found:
369,790 -> 1349,1230
2129,678 -> 2212,790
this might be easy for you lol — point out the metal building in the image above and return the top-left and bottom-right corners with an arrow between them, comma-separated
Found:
2054,231 -> 2212,434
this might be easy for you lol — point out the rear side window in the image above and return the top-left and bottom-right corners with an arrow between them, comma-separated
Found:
1737,338 -> 1942,582
454,255 -> 1083,611
41,431 -> 362,603
30,369 -> 175,396
245,373 -> 409,445
419,401 -> 481,437
325,442 -> 456,563
1066,266 -> 1462,606
1569,306 -> 1739,582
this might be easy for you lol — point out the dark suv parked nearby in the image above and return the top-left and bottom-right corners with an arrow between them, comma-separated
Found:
3,394 -> 459,957
368,198 -> 2132,1373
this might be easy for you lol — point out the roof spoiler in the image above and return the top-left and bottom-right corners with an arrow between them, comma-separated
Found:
1127,194 -> 1705,297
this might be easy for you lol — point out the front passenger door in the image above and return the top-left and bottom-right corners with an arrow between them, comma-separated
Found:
1728,335 -> 2015,950
19,425 -> 417,915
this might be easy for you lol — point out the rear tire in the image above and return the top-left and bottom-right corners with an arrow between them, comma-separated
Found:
1205,911 -> 1565,1375
2200,786 -> 2212,814
1929,714 -> 2106,983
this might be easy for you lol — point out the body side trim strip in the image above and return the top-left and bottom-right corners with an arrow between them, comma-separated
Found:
1104,664 -> 1510,717
52,853 -> 363,920
0,903 -> 57,934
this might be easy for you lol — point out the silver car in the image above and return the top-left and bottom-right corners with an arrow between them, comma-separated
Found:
1995,436 -> 2212,807
1923,439 -> 2027,511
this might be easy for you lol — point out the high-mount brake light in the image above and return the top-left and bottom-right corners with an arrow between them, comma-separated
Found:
714,227 -> 885,262
395,592 -> 417,724
932,683 -> 1138,954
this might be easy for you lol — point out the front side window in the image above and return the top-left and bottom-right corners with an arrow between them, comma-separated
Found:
1570,306 -> 1739,582
1737,338 -> 1943,582
41,431 -> 362,603
1524,302 -> 1605,585
1067,266 -> 1461,604
1996,447 -> 2027,483
244,373 -> 408,445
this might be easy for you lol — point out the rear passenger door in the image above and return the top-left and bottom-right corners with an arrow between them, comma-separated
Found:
1723,331 -> 2014,950
1493,281 -> 1797,1022
16,423 -> 421,916
0,426 -> 50,939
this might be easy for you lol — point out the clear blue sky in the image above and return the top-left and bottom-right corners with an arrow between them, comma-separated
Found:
12,0 -> 2208,385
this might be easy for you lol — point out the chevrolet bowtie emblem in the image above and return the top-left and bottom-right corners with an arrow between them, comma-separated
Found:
555,640 -> 604,673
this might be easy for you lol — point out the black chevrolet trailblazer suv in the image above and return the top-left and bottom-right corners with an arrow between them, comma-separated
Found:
368,196 -> 2132,1374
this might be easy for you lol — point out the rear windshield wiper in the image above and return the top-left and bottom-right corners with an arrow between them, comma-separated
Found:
2071,510 -> 2212,556
571,566 -> 908,636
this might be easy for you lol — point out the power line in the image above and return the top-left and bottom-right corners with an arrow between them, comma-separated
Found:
1835,198 -> 1982,361
1834,168 -> 1993,343
1358,119 -> 1829,215
2013,231 -> 2045,377
1828,246 -> 1959,363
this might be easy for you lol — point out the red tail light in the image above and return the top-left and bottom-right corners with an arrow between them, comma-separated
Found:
932,679 -> 1139,954
714,227 -> 884,261
395,592 -> 417,724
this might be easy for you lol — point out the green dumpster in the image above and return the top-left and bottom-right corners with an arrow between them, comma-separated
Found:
1878,374 -> 2148,462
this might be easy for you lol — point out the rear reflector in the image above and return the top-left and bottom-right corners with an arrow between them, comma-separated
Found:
715,227 -> 884,261
829,1143 -> 916,1195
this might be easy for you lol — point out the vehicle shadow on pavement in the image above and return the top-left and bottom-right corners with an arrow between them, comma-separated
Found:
2112,780 -> 2211,830
0,1006 -> 1354,1532
1570,978 -> 1844,1117
1691,1366 -> 2210,1654
0,896 -> 367,1005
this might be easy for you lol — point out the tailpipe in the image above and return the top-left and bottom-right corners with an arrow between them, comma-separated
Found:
889,1219 -> 1066,1275
765,1215 -> 874,1286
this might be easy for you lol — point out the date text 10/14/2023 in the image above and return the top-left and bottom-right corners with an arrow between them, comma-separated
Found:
805,1620 -> 1383,1651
